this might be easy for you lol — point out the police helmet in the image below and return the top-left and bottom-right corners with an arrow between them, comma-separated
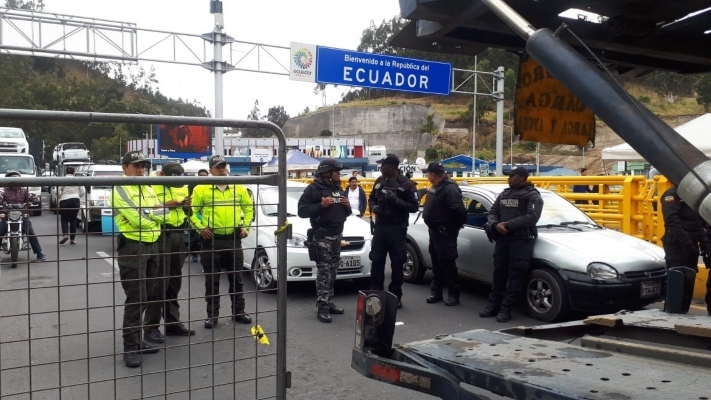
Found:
316,159 -> 343,175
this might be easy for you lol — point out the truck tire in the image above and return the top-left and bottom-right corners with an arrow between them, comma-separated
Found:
525,268 -> 569,323
403,242 -> 426,283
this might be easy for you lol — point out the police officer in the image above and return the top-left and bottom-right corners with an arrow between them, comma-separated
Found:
111,151 -> 163,368
297,159 -> 351,323
191,155 -> 254,329
421,163 -> 467,306
481,166 -> 543,322
143,162 -> 195,343
661,185 -> 705,271
368,154 -> 419,308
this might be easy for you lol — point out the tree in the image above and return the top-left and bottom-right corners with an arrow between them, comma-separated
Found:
242,100 -> 271,137
5,0 -> 45,10
694,74 -> 711,111
264,105 -> 290,128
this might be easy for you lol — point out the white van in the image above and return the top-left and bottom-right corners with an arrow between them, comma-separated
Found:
79,164 -> 123,232
0,127 -> 30,153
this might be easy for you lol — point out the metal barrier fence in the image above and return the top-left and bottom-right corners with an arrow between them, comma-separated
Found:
0,110 -> 289,400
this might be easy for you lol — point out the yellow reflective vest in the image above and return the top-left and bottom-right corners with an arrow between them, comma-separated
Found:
112,181 -> 166,243
153,184 -> 189,228
190,184 -> 254,235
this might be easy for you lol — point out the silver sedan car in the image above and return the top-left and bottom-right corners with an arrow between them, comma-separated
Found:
404,184 -> 667,322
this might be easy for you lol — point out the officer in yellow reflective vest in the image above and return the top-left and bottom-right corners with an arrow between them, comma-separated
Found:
190,155 -> 254,329
143,162 -> 196,344
111,151 -> 165,368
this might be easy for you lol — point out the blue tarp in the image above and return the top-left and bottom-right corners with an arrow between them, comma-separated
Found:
441,154 -> 495,169
266,149 -> 320,167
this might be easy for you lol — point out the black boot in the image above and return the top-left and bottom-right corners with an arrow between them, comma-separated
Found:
328,302 -> 345,314
232,310 -> 252,324
479,304 -> 500,318
426,291 -> 443,304
444,294 -> 460,306
317,305 -> 332,323
123,347 -> 141,368
496,308 -> 512,323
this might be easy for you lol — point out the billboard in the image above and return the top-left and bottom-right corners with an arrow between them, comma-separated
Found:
515,56 -> 596,146
289,42 -> 452,96
157,124 -> 212,158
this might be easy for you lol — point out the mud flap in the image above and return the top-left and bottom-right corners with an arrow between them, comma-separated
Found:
665,267 -> 696,314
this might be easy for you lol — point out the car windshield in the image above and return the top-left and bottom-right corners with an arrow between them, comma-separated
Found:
537,192 -> 594,225
0,156 -> 35,175
259,186 -> 302,216
0,129 -> 24,139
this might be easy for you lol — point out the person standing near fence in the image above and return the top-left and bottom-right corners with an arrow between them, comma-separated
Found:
298,158 -> 351,323
112,151 -> 164,368
57,166 -> 84,245
190,155 -> 254,329
188,168 -> 209,263
143,162 -> 195,344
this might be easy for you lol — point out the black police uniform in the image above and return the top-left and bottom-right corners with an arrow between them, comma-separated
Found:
485,183 -> 543,316
422,176 -> 467,304
661,186 -> 704,271
368,173 -> 419,304
297,162 -> 351,322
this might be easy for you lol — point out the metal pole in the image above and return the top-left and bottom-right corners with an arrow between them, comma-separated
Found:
214,25 -> 224,156
472,56 -> 477,176
536,142 -> 540,176
479,0 -> 537,40
495,66 -> 505,176
582,146 -> 586,168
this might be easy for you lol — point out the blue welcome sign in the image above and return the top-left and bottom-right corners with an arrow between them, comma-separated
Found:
314,46 -> 451,96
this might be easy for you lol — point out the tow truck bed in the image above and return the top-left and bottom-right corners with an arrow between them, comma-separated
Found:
352,309 -> 711,399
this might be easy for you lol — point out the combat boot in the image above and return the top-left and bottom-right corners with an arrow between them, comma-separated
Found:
479,304 -> 500,318
496,308 -> 512,323
123,347 -> 141,368
426,291 -> 443,304
328,302 -> 345,314
444,293 -> 460,306
317,305 -> 332,323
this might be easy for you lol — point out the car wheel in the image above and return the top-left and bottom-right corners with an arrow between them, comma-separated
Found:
403,242 -> 426,283
252,249 -> 277,292
525,269 -> 569,322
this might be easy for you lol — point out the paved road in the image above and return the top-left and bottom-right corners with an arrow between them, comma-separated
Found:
0,195 -> 573,399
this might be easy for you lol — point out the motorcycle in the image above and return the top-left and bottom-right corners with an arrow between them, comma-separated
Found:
1,202 -> 30,268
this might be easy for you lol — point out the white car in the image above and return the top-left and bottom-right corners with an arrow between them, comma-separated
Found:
0,127 -> 29,153
242,181 -> 372,291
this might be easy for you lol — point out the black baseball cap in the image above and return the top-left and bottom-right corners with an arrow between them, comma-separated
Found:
423,162 -> 445,174
316,158 -> 343,174
209,155 -> 227,168
122,151 -> 150,166
162,162 -> 184,176
505,166 -> 529,178
376,153 -> 400,166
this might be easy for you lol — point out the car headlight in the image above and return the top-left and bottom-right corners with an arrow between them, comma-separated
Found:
587,263 -> 618,280
286,233 -> 308,247
89,200 -> 109,207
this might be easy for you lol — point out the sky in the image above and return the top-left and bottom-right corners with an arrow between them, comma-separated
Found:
34,0 -> 402,120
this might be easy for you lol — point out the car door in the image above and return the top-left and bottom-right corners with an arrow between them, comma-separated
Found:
239,186 -> 258,268
459,191 -> 495,283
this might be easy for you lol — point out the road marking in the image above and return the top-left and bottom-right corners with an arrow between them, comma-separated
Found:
96,251 -> 119,277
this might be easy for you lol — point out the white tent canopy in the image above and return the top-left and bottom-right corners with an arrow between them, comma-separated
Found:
602,113 -> 711,161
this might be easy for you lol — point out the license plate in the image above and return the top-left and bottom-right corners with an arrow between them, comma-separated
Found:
339,256 -> 361,269
641,281 -> 661,298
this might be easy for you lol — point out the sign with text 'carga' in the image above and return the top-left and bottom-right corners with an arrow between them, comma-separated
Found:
290,42 -> 451,96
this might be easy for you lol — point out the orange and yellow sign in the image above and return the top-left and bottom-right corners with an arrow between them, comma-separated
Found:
515,56 -> 595,146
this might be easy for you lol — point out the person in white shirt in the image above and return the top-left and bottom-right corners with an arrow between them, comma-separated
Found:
57,167 -> 86,244
347,177 -> 366,216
